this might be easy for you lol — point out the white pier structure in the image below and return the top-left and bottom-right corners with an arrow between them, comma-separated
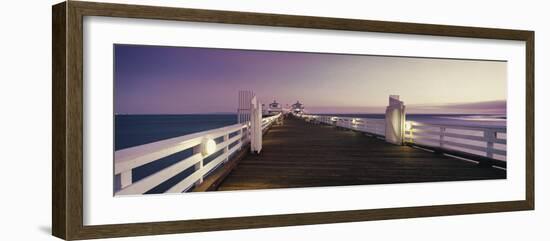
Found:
385,95 -> 406,145
262,100 -> 283,116
115,94 -> 506,195
405,121 -> 507,161
301,95 -> 507,163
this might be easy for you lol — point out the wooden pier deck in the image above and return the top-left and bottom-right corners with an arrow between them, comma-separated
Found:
216,115 -> 505,191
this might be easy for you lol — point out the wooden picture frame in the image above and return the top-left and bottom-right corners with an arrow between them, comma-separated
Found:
52,1 -> 534,240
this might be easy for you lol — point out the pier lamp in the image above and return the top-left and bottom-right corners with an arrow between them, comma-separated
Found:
201,138 -> 217,156
405,121 -> 413,131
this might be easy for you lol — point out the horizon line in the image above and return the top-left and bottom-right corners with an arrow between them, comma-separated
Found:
114,112 -> 507,115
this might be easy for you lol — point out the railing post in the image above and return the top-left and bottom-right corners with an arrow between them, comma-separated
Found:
238,128 -> 243,150
385,95 -> 406,145
193,145 -> 204,185
484,130 -> 496,158
119,171 -> 132,190
223,134 -> 229,163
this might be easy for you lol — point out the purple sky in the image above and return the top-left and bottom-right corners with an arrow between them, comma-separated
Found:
114,44 -> 507,114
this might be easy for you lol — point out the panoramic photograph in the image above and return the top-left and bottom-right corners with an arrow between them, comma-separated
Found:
113,44 -> 507,196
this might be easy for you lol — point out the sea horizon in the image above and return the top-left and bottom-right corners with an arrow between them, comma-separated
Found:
114,112 -> 506,116
115,113 -> 506,150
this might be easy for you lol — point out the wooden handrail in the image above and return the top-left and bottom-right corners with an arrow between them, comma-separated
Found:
301,114 -> 386,136
300,114 -> 507,162
114,123 -> 246,174
405,121 -> 506,161
114,113 -> 282,195
409,121 -> 506,132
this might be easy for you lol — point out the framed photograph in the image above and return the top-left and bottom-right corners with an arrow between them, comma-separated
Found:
52,1 -> 534,240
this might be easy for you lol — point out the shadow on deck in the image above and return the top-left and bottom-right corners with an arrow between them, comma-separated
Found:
216,115 -> 505,191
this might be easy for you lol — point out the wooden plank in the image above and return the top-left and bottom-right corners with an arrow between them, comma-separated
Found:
410,136 -> 507,156
116,154 -> 202,195
412,122 -> 506,132
412,129 -> 507,144
410,143 -> 507,168
114,124 -> 244,174
319,116 -> 385,136
114,138 -> 201,174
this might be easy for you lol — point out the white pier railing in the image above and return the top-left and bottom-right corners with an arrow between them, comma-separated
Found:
405,121 -> 507,161
114,113 -> 282,195
261,114 -> 282,131
302,114 -> 386,137
300,113 -> 506,163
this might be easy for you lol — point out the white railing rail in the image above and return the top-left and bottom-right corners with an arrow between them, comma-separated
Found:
404,121 -> 507,161
301,114 -> 386,137
300,114 -> 506,162
114,114 -> 282,195
261,113 -> 282,131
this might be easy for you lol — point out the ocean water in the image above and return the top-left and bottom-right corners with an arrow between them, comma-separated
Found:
115,114 -> 237,151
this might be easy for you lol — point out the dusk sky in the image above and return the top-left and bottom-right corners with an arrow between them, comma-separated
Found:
114,44 -> 507,114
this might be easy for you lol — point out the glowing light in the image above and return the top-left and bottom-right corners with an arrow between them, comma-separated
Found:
201,138 -> 216,155
405,121 -> 412,131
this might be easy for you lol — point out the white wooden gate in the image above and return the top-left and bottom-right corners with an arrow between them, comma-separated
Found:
385,95 -> 406,145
